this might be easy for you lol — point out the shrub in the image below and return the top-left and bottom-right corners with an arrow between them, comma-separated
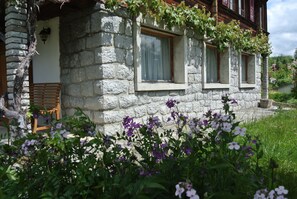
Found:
0,96 -> 288,198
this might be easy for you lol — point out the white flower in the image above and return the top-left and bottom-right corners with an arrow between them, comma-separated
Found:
275,186 -> 288,195
276,196 -> 286,199
268,190 -> 275,199
233,126 -> 246,136
186,189 -> 200,199
175,183 -> 185,198
221,122 -> 232,132
254,192 -> 266,199
220,115 -> 230,121
228,142 -> 240,150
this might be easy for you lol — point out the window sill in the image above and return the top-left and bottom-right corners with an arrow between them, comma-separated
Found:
239,83 -> 256,88
203,83 -> 230,90
135,82 -> 187,91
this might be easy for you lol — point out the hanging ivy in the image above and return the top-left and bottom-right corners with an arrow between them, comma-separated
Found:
104,0 -> 271,56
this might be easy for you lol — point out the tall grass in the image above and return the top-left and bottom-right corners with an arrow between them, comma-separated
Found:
243,109 -> 297,198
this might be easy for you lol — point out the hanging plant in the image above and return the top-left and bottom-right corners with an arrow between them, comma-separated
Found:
104,0 -> 271,55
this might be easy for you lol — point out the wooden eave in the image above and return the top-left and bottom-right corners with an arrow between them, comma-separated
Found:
37,0 -> 95,20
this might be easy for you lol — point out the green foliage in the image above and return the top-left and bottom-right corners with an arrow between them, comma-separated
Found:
0,96 -> 287,198
269,92 -> 293,103
269,56 -> 294,89
243,109 -> 297,198
104,0 -> 271,55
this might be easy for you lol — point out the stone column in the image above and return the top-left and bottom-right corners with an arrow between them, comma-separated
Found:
5,2 -> 29,110
260,55 -> 272,108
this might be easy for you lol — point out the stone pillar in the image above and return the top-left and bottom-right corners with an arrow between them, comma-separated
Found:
260,55 -> 272,108
5,2 -> 29,109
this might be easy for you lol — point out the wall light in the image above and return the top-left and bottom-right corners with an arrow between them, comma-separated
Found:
39,27 -> 51,44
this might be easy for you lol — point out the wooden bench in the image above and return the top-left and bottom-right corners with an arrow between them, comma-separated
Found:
29,83 -> 61,133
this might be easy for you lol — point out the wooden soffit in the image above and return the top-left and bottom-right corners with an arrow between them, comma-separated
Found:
37,0 -> 95,20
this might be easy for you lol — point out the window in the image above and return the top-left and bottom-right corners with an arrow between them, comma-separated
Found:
239,0 -> 245,17
141,28 -> 173,82
206,45 -> 219,83
222,0 -> 237,11
134,16 -> 187,91
203,43 -> 230,89
250,0 -> 254,22
239,53 -> 256,88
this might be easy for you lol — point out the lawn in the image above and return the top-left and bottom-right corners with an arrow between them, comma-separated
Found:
243,109 -> 297,198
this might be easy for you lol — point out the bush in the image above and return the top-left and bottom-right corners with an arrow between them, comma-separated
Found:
0,96 -> 288,199
269,92 -> 292,102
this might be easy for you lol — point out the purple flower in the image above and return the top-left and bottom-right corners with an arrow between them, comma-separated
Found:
147,116 -> 162,131
184,147 -> 192,155
21,139 -> 39,155
122,116 -> 141,137
166,99 -> 178,108
231,98 -> 238,105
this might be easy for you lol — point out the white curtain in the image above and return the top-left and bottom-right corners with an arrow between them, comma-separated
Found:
206,47 -> 218,83
141,34 -> 171,81
241,55 -> 247,82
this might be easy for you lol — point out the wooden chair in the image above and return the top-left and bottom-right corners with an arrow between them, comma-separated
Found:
29,83 -> 61,133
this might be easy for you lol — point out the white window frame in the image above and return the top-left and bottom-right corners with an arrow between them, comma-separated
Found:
202,42 -> 230,89
239,52 -> 256,88
133,15 -> 188,91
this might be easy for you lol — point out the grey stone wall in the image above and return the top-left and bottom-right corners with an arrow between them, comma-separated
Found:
60,4 -> 261,135
5,3 -> 29,109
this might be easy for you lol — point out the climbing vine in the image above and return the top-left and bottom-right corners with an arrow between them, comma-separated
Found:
104,0 -> 271,56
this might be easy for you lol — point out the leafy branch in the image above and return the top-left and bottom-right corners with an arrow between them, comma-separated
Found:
104,0 -> 271,55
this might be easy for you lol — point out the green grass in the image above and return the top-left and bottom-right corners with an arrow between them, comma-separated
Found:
243,109 -> 297,198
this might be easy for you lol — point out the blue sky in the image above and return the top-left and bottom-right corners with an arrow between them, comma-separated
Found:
268,0 -> 297,56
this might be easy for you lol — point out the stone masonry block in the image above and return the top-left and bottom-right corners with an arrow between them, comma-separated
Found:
5,13 -> 27,21
101,16 -> 124,34
85,65 -> 101,80
5,31 -> 27,39
80,51 -> 94,66
95,47 -> 126,64
114,34 -> 133,49
147,103 -> 160,115
98,95 -> 119,110
119,95 -> 138,109
6,49 -> 27,57
116,64 -> 133,80
6,43 -> 27,50
86,32 -> 113,49
5,6 -> 27,15
134,105 -> 147,117
93,112 -> 104,124
5,19 -> 26,27
101,123 -> 122,136
69,97 -> 85,108
101,64 -> 116,79
102,110 -> 125,124
80,81 -> 94,97
70,68 -> 86,83
101,80 -> 129,95
84,97 -> 100,110
67,84 -> 81,96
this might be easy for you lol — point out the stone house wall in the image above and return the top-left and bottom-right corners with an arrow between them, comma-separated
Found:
5,3 -> 30,109
60,4 -> 261,135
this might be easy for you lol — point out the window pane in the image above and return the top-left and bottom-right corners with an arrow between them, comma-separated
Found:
141,33 -> 171,81
206,46 -> 218,83
242,55 -> 247,82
